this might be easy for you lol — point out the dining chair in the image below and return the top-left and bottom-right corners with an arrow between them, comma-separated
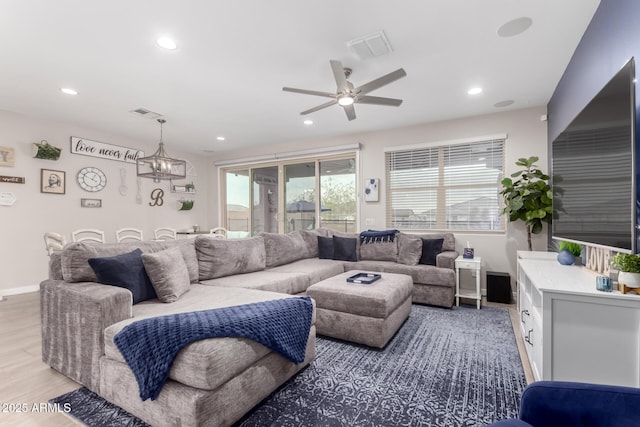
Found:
209,227 -> 227,239
116,228 -> 144,242
71,229 -> 106,243
154,227 -> 177,240
44,232 -> 67,255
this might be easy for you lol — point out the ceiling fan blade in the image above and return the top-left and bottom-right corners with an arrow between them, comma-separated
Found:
356,68 -> 407,95
283,87 -> 336,98
356,95 -> 403,106
330,60 -> 349,92
343,104 -> 356,121
301,100 -> 338,115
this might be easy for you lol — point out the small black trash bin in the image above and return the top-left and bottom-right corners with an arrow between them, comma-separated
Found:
486,271 -> 511,303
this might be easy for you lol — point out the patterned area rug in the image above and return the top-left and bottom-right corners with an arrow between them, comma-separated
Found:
51,304 -> 526,426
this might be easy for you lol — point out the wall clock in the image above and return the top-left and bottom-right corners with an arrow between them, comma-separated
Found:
77,167 -> 107,192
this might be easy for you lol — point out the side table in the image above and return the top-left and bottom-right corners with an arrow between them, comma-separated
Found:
455,256 -> 482,309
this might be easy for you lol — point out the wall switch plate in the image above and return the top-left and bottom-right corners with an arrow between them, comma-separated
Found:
365,218 -> 375,226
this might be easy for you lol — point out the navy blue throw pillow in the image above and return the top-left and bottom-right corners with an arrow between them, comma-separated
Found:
419,238 -> 444,266
333,236 -> 357,262
318,236 -> 334,259
88,248 -> 157,304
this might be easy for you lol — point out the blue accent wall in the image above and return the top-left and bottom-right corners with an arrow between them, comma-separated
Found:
548,0 -> 639,142
548,0 -> 640,253
547,0 -> 640,253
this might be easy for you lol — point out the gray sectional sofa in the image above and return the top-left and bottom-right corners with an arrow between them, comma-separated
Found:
41,229 -> 457,426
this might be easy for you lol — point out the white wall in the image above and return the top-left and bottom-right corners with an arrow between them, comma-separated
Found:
0,106 -> 548,296
211,106 -> 549,293
0,109 -> 210,293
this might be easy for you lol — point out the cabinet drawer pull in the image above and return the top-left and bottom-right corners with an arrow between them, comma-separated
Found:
520,309 -> 530,323
524,329 -> 533,346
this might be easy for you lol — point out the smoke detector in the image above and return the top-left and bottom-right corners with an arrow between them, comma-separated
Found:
347,30 -> 393,60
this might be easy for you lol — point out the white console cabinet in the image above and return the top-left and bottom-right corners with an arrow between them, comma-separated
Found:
517,251 -> 640,387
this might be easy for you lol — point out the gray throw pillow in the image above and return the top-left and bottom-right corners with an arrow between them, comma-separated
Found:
260,231 -> 307,267
196,235 -> 266,280
142,247 -> 190,303
397,233 -> 423,266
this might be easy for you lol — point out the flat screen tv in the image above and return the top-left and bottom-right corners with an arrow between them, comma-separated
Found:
552,57 -> 636,253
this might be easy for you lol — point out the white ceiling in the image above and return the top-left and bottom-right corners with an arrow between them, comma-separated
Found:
0,1 -> 600,155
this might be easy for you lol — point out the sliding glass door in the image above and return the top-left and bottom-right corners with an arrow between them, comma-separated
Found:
252,166 -> 278,234
222,154 -> 357,236
284,162 -> 316,233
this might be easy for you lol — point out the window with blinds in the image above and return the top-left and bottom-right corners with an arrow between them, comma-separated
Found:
385,137 -> 505,232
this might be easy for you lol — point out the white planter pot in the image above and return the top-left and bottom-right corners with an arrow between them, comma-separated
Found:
618,271 -> 640,288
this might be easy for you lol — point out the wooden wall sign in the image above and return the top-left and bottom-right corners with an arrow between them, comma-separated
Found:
70,136 -> 144,164
0,146 -> 15,167
0,175 -> 25,184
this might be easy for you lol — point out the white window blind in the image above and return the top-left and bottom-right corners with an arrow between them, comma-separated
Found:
385,137 -> 505,232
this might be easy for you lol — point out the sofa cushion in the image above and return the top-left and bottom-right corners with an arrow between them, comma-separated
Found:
419,238 -> 444,266
104,285 -> 315,392
201,271 -> 310,294
333,236 -> 357,262
267,258 -> 345,285
142,247 -> 190,303
196,235 -> 266,280
397,233 -> 423,266
299,229 -> 328,258
345,260 -> 455,287
260,232 -> 307,267
318,236 -> 334,259
61,240 -> 198,284
88,249 -> 157,304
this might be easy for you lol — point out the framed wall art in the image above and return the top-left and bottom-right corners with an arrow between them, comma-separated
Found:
364,178 -> 379,202
41,169 -> 66,194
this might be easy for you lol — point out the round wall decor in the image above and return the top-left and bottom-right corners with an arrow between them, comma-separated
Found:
77,167 -> 107,192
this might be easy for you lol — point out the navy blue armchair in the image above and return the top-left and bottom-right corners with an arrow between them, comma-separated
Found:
490,381 -> 640,427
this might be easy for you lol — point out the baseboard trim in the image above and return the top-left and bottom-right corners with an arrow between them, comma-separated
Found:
0,285 -> 39,298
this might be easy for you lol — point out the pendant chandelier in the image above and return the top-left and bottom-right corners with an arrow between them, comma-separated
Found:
136,119 -> 186,182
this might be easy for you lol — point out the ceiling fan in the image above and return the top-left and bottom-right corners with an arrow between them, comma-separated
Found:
283,60 -> 407,121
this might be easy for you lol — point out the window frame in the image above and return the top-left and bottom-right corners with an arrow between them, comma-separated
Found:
384,134 -> 506,233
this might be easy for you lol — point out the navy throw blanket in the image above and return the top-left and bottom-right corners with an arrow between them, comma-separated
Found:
114,296 -> 314,401
360,229 -> 399,244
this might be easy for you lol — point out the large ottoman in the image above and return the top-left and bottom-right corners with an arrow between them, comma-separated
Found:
307,270 -> 413,348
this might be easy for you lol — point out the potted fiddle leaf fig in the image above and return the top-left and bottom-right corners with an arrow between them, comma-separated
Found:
500,156 -> 553,251
612,253 -> 640,288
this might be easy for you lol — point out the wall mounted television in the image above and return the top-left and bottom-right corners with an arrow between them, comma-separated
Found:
552,57 -> 636,253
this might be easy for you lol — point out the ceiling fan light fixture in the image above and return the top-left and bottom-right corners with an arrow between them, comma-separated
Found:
137,119 -> 186,182
338,96 -> 354,106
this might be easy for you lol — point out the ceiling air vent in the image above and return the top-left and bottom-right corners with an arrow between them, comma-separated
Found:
129,108 -> 163,119
347,30 -> 393,60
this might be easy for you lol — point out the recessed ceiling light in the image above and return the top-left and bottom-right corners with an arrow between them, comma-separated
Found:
497,17 -> 533,38
216,136 -> 225,141
494,100 -> 515,108
156,37 -> 177,50
60,88 -> 78,95
303,119 -> 314,125
478,157 -> 486,161
468,87 -> 483,95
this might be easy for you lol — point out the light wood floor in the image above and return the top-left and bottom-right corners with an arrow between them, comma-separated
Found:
0,292 -> 533,427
